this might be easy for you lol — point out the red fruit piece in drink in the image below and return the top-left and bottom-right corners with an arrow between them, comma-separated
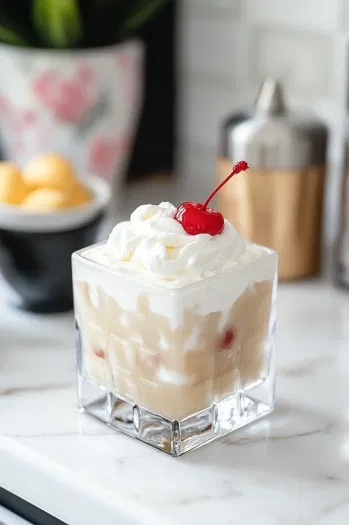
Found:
220,329 -> 235,350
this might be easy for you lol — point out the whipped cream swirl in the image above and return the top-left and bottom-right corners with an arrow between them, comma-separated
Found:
105,202 -> 245,284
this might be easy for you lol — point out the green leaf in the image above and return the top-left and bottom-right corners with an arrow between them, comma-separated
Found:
0,22 -> 30,46
119,0 -> 169,34
0,13 -> 31,47
32,0 -> 83,48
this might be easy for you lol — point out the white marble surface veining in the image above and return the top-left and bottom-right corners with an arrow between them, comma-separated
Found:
1,278 -> 349,525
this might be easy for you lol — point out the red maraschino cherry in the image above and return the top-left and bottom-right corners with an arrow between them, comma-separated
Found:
174,160 -> 249,236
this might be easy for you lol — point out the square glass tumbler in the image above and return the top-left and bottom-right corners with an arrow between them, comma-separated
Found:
73,243 -> 277,456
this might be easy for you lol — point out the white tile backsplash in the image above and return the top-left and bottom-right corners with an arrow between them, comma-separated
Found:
183,0 -> 242,19
250,27 -> 333,101
331,34 -> 349,111
179,14 -> 240,79
245,0 -> 340,32
341,0 -> 349,31
179,74 -> 245,149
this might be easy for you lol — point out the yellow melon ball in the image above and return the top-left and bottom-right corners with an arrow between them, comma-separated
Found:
0,162 -> 28,205
69,183 -> 93,207
23,154 -> 77,192
22,189 -> 70,212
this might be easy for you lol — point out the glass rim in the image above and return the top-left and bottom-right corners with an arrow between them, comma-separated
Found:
72,241 -> 278,294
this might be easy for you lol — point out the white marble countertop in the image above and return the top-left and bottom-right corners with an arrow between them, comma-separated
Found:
1,277 -> 349,525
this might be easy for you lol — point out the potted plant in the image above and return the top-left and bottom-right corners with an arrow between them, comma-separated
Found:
0,0 -> 168,198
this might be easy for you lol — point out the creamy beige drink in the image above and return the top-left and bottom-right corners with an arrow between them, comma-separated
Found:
73,202 -> 277,420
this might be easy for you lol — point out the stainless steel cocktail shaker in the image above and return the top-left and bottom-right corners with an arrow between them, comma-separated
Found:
218,78 -> 328,280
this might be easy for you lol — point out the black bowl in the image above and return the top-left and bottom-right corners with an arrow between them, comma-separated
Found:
0,177 -> 111,313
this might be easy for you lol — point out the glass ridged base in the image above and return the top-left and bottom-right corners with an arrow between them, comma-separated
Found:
78,374 -> 274,456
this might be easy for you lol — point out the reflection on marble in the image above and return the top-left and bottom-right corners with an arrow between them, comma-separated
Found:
1,279 -> 349,525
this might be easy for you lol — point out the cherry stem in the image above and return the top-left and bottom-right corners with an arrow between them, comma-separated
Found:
202,160 -> 249,209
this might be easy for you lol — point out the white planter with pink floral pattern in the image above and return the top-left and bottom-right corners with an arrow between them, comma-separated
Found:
0,40 -> 144,196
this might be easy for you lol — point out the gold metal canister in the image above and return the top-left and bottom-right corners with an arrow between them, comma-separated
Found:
217,79 -> 328,280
